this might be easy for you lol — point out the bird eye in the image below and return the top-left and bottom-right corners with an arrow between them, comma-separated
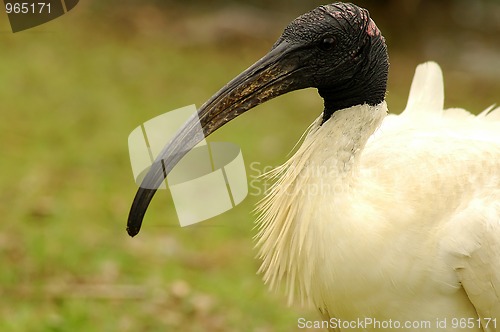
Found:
319,36 -> 336,51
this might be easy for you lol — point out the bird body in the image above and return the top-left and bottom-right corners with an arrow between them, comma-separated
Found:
256,62 -> 500,330
127,3 -> 500,331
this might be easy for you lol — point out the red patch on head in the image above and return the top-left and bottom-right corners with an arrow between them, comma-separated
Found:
367,18 -> 381,37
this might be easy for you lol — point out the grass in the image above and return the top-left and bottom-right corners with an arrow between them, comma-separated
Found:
0,4 -> 498,332
0,9 -> 318,332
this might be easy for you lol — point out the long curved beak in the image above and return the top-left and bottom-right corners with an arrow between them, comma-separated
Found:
127,41 -> 306,237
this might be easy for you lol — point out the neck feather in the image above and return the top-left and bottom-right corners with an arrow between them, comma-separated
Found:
255,102 -> 387,305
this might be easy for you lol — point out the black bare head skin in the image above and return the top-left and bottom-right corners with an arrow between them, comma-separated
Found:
274,3 -> 389,123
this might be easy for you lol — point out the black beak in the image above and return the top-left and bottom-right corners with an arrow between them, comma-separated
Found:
127,41 -> 308,237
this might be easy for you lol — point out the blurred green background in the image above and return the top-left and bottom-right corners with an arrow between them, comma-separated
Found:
0,1 -> 499,331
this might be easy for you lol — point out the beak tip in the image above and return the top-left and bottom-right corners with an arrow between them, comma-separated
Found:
126,225 -> 139,237
127,186 -> 158,237
127,209 -> 145,237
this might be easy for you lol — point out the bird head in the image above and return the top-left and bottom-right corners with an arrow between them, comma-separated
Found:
127,2 -> 389,236
271,3 -> 389,122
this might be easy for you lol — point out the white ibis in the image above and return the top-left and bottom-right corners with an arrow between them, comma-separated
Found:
128,3 -> 500,331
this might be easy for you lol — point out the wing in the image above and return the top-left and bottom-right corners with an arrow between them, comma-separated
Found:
443,195 -> 500,332
370,61 -> 500,331
372,61 -> 500,143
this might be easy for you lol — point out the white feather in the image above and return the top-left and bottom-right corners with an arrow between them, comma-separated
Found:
256,62 -> 500,331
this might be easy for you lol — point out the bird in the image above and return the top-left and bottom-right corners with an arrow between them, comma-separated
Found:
127,3 -> 500,331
